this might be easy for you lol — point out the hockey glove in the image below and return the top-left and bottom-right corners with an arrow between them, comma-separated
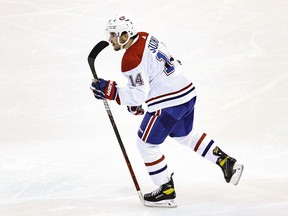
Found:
90,78 -> 118,101
127,105 -> 144,115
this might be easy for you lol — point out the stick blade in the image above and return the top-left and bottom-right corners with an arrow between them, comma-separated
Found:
88,41 -> 109,79
88,40 -> 109,60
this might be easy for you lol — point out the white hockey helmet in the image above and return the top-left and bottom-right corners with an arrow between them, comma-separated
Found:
105,15 -> 137,38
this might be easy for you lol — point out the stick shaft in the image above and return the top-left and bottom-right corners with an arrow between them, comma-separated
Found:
88,41 -> 144,203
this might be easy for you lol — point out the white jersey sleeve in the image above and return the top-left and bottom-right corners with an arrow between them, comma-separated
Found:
118,32 -> 196,112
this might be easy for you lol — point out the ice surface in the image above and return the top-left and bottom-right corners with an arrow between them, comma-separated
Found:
0,0 -> 288,215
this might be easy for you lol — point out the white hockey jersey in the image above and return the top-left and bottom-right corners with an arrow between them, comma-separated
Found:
117,32 -> 196,112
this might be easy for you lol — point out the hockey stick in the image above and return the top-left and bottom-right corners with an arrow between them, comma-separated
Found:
88,41 -> 144,203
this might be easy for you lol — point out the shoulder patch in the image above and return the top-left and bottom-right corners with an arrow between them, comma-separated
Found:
121,32 -> 149,72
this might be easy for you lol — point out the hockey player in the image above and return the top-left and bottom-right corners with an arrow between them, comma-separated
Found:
90,15 -> 244,207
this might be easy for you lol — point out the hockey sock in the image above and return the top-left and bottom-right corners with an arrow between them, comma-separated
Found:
173,130 -> 219,163
137,137 -> 170,185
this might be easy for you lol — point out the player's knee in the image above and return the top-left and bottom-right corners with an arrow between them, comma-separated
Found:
136,137 -> 160,158
173,129 -> 197,146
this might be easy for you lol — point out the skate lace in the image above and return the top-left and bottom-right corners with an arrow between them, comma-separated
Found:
151,186 -> 163,196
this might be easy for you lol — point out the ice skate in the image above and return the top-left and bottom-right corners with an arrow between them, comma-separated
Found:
144,173 -> 177,208
213,147 -> 244,185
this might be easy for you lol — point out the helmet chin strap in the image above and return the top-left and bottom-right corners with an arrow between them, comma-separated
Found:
117,34 -> 131,50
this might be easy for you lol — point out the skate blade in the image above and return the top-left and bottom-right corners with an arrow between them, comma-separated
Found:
230,163 -> 244,186
144,199 -> 177,208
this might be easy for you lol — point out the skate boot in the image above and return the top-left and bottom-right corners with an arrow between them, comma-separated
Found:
144,173 -> 177,208
213,146 -> 244,185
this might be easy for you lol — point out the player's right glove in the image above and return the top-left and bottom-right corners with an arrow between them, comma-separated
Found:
127,105 -> 144,115
90,78 -> 118,101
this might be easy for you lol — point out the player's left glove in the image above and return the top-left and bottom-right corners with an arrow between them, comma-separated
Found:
90,78 -> 118,101
127,105 -> 145,115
